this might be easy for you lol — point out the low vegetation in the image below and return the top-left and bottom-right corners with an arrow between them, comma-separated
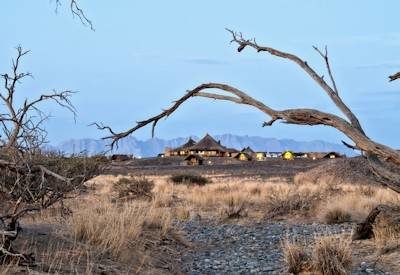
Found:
169,173 -> 210,186
282,239 -> 312,274
312,235 -> 353,275
2,165 -> 400,273
69,200 -> 171,259
373,216 -> 400,255
283,234 -> 352,275
220,195 -> 248,219
113,176 -> 154,201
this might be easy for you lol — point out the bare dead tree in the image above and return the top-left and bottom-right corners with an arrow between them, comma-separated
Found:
54,0 -> 93,30
0,46 -> 76,151
389,72 -> 400,82
0,47 -> 102,265
96,29 -> 400,193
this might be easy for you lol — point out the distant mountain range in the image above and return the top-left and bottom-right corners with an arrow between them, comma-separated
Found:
46,134 -> 356,157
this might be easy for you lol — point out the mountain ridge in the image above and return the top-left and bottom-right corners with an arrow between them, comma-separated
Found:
46,134 -> 356,157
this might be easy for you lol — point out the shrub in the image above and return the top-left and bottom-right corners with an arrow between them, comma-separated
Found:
113,176 -> 154,201
282,239 -> 311,274
320,207 -> 352,224
282,235 -> 352,275
220,195 -> 247,219
0,151 -> 104,206
265,186 -> 322,217
318,194 -> 381,224
312,235 -> 352,275
170,173 -> 210,186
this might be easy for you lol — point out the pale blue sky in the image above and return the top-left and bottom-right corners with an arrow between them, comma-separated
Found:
1,1 -> 399,146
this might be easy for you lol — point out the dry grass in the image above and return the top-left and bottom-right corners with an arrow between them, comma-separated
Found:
0,233 -> 99,274
171,180 -> 326,220
152,181 -> 175,207
34,242 -> 96,274
373,218 -> 400,254
318,188 -> 400,224
265,184 -> 324,218
89,174 -> 400,224
169,173 -> 210,186
113,176 -> 154,201
312,235 -> 352,275
0,262 -> 18,275
10,156 -> 400,275
219,194 -> 248,219
69,199 -> 171,259
282,234 -> 352,275
282,239 -> 311,274
320,207 -> 352,224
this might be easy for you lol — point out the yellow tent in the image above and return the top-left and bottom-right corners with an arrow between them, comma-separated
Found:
282,151 -> 295,160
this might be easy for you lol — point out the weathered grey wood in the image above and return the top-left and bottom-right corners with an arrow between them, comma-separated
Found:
352,204 -> 400,240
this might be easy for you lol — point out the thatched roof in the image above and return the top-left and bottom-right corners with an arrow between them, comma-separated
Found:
241,146 -> 255,154
173,138 -> 196,151
226,148 -> 239,153
188,134 -> 228,152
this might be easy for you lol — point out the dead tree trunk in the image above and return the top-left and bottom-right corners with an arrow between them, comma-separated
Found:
0,199 -> 37,265
352,204 -> 400,240
95,29 -> 400,193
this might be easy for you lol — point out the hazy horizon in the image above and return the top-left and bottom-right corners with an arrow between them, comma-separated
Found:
50,132 -> 352,145
2,1 -> 399,148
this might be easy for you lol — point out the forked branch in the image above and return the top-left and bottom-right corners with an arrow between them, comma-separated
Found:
0,46 -> 77,149
225,29 -> 365,134
55,0 -> 93,30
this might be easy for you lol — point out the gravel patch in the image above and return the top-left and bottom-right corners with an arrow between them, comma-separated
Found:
178,220 -> 353,274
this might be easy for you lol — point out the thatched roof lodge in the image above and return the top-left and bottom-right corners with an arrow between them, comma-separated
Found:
166,138 -> 196,156
164,134 -> 237,158
163,134 -> 345,161
188,134 -> 230,157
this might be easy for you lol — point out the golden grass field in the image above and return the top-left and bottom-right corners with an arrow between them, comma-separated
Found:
2,158 -> 400,274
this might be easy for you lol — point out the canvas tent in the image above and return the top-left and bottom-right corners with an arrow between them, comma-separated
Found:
282,150 -> 295,160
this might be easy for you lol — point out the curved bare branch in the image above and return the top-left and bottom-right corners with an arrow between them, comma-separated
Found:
226,29 -> 365,134
98,82 -> 400,168
389,72 -> 400,82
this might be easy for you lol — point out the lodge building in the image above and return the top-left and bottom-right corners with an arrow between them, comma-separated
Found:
161,134 -> 344,164
166,134 -> 238,158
